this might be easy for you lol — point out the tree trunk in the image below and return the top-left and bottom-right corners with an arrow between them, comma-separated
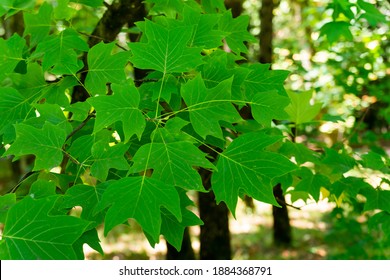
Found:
259,0 -> 292,246
166,228 -> 195,260
198,167 -> 231,260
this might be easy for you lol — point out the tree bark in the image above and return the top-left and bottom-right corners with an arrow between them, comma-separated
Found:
166,228 -> 195,260
72,0 -> 144,103
198,167 -> 231,260
259,0 -> 292,246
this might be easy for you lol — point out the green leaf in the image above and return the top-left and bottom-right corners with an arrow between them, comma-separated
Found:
96,177 -> 181,243
181,75 -> 242,139
88,82 -> 145,141
294,167 -> 330,202
70,0 -> 104,7
129,138 -> 214,191
35,28 -> 88,75
360,151 -> 388,173
251,91 -> 290,127
322,148 -> 356,174
199,50 -> 250,100
0,194 -> 16,223
218,10 -> 256,54
129,19 -> 203,74
279,141 -> 321,165
201,0 -> 226,14
212,131 -> 297,215
181,5 -> 226,48
62,183 -> 107,222
357,0 -> 387,26
0,196 -> 91,259
90,141 -> 130,181
4,122 -> 67,171
85,42 -> 130,95
23,2 -> 53,46
29,179 -> 57,199
146,0 -> 185,18
161,189 -> 203,251
0,34 -> 26,80
0,0 -> 35,17
242,63 -> 289,100
285,91 -> 322,125
0,87 -> 33,134
319,21 -> 353,44
361,187 -> 390,213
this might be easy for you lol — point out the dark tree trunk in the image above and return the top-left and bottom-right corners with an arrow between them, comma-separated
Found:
198,167 -> 231,260
72,0 -> 144,103
166,228 -> 196,260
272,184 -> 292,245
259,0 -> 292,246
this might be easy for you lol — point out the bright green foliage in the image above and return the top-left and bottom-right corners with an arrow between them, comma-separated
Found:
85,42 -> 130,95
181,75 -> 242,139
4,122 -> 67,171
129,20 -> 203,74
0,0 -> 388,260
88,82 -> 145,141
285,91 -> 323,125
35,29 -> 89,75
0,196 -> 91,259
96,177 -> 182,244
212,131 -> 297,215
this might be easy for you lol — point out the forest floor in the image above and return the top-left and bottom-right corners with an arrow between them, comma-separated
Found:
85,198 -> 356,260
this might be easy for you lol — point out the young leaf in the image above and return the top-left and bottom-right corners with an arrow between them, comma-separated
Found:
181,75 -> 242,139
0,196 -> 91,260
129,19 -> 203,74
4,122 -> 67,171
96,177 -> 182,243
285,91 -> 322,125
129,140 -> 214,191
251,91 -> 290,127
88,82 -> 145,141
85,42 -> 130,95
212,131 -> 297,215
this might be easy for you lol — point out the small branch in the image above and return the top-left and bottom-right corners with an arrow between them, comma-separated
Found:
65,113 -> 94,142
276,197 -> 301,210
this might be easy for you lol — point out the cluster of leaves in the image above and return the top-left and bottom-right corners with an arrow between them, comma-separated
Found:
0,0 -> 389,259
